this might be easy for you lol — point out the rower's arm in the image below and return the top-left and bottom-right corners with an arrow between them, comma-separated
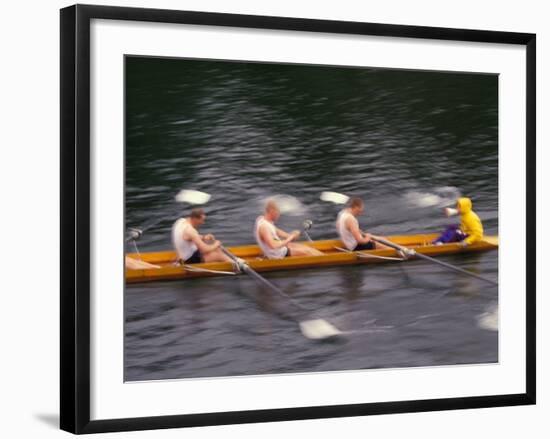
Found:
186,228 -> 220,254
346,217 -> 370,244
275,227 -> 291,239
260,224 -> 292,249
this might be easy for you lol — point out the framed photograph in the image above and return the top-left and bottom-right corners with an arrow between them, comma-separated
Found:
60,4 -> 536,434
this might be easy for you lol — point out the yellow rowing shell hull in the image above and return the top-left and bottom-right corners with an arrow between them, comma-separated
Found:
125,233 -> 498,284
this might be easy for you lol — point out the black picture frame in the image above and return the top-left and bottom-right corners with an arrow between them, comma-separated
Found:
60,4 -> 536,434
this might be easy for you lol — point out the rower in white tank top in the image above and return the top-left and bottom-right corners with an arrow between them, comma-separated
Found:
254,215 -> 288,259
172,218 -> 198,261
336,209 -> 359,250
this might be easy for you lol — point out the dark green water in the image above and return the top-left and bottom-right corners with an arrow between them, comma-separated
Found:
124,57 -> 498,381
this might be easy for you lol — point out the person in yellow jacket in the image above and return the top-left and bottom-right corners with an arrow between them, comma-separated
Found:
456,197 -> 484,245
433,197 -> 483,246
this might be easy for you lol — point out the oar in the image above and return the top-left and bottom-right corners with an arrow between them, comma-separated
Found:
334,245 -> 405,261
370,236 -> 498,286
175,189 -> 211,204
320,190 -> 498,286
219,246 -> 341,340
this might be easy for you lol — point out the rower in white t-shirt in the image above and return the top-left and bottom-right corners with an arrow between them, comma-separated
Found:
336,197 -> 392,251
254,200 -> 323,259
172,208 -> 232,264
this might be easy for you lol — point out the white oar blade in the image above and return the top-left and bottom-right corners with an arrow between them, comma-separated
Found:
263,194 -> 306,215
478,309 -> 499,332
320,191 -> 349,205
175,189 -> 211,205
299,319 -> 341,340
444,207 -> 459,217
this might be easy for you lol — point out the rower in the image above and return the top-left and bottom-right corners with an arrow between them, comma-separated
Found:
254,200 -> 323,259
336,197 -> 393,251
172,208 -> 232,264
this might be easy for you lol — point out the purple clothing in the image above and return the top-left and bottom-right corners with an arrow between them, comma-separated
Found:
433,224 -> 468,244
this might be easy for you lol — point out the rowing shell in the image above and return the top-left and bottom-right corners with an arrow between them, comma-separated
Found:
125,233 -> 498,284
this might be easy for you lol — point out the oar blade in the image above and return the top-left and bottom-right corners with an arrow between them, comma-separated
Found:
265,194 -> 306,215
299,319 -> 342,340
222,246 -> 343,340
175,189 -> 211,205
320,191 -> 349,205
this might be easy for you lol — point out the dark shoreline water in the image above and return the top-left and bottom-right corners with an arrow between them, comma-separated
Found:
124,57 -> 498,381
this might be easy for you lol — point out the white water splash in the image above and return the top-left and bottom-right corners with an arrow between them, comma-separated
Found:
261,194 -> 307,216
405,192 -> 442,207
404,186 -> 461,208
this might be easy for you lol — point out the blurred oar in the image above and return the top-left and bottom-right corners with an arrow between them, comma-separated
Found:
320,191 -> 349,204
220,246 -> 341,340
371,236 -> 498,286
320,191 -> 498,286
175,189 -> 211,204
334,245 -> 405,261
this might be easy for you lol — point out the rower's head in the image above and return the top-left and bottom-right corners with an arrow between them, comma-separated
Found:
348,197 -> 365,216
189,208 -> 206,227
456,197 -> 472,214
264,199 -> 281,222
